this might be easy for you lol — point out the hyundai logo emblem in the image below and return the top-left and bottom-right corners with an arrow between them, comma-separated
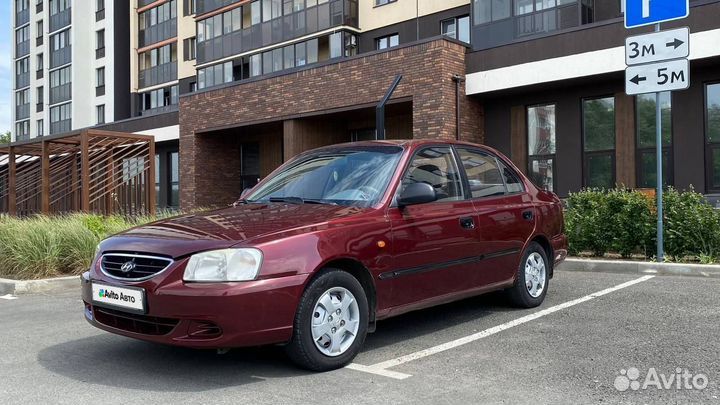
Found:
120,261 -> 136,274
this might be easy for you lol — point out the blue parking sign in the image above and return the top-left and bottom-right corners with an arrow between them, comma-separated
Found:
625,0 -> 689,28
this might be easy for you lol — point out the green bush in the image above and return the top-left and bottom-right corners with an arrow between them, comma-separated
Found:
565,188 -> 720,262
0,211 -> 186,280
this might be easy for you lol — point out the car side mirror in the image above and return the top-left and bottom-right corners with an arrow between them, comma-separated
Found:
398,183 -> 437,207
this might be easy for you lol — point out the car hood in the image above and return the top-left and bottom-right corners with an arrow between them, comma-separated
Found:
99,203 -> 369,258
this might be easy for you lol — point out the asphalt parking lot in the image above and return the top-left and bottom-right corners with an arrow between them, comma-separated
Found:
1,271 -> 718,404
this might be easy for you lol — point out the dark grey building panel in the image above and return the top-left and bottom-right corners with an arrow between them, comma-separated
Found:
113,0 -> 131,121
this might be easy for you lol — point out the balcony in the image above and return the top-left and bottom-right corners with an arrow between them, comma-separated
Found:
49,8 -> 71,33
16,40 -> 30,58
16,72 -> 30,89
16,8 -> 29,26
196,0 -> 241,15
138,62 -> 178,89
139,19 -> 177,48
16,104 -> 30,120
197,0 -> 358,65
50,83 -> 72,105
50,119 -> 71,135
50,46 -> 72,68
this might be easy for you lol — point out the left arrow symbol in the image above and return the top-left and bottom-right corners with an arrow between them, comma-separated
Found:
666,38 -> 684,49
630,75 -> 647,85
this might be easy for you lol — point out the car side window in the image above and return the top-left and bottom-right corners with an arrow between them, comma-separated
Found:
400,147 -> 465,202
499,161 -> 525,194
457,148 -> 506,198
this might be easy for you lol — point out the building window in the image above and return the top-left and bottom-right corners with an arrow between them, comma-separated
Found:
96,105 -> 105,125
37,119 -> 43,137
16,25 -> 30,45
375,33 -> 398,50
36,86 -> 43,104
49,65 -> 71,88
16,0 -> 29,12
527,103 -> 556,192
441,15 -> 470,43
375,0 -> 396,5
636,92 -> 672,188
36,53 -> 43,71
706,83 -> 720,192
583,97 -> 615,188
184,0 -> 196,16
183,37 -> 196,61
169,152 -> 179,207
15,121 -> 30,141
198,61 -> 233,89
96,29 -> 105,49
96,0 -> 104,11
16,88 -> 30,107
50,29 -> 70,51
138,43 -> 178,70
36,20 -> 43,38
50,0 -> 70,15
473,0 -> 511,25
96,67 -> 105,87
140,85 -> 179,113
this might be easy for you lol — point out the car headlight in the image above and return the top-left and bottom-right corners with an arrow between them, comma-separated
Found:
183,248 -> 263,282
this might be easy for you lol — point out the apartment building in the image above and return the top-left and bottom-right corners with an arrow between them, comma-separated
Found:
465,0 -> 720,198
11,0 -> 130,141
10,0 -> 720,213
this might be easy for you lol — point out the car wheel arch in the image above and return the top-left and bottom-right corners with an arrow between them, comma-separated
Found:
528,234 -> 554,279
304,258 -> 378,328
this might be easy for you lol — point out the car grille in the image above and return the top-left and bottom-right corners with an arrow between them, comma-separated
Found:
93,306 -> 179,336
101,254 -> 173,281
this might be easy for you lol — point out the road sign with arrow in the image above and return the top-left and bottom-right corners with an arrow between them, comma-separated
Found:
625,27 -> 689,65
626,58 -> 689,95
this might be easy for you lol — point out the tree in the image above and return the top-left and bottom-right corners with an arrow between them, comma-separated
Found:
0,131 -> 10,145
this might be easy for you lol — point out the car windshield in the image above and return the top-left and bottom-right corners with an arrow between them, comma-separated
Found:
246,145 -> 404,207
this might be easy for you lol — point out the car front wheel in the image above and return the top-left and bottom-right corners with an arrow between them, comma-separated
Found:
506,242 -> 549,308
285,269 -> 368,371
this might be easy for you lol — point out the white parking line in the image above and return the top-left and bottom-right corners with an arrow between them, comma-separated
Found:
347,275 -> 655,380
0,294 -> 18,300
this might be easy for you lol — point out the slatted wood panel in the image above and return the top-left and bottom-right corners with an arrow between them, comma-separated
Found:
0,130 -> 155,217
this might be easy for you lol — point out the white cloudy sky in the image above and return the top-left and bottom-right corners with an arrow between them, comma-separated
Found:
1,0 -> 12,135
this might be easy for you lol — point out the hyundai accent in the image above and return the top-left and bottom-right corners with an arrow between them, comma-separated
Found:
82,140 -> 567,371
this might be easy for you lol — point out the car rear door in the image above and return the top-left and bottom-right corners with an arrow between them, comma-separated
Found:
455,147 -> 537,286
384,146 -> 483,309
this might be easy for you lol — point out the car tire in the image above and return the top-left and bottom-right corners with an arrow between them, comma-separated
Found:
506,242 -> 550,308
285,269 -> 369,371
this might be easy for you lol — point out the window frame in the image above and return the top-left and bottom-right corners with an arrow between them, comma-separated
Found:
526,102 -> 557,192
374,0 -> 396,7
391,145 -> 467,207
441,15 -> 470,43
634,92 -> 674,189
455,146 -> 527,201
581,95 -> 616,189
473,0 -> 513,26
705,82 -> 720,192
375,33 -> 399,50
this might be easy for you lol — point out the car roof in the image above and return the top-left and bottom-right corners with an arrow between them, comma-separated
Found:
313,139 -> 490,150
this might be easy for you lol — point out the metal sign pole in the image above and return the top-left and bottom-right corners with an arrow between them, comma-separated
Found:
655,22 -> 664,262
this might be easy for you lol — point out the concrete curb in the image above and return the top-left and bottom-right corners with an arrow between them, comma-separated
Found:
558,258 -> 720,278
0,276 -> 80,295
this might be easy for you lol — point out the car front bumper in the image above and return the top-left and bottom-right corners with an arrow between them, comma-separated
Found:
81,270 -> 308,349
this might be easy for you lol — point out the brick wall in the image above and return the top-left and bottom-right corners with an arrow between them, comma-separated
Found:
179,38 -> 483,209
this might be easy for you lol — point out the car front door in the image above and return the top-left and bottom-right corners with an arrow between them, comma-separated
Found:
456,147 -> 537,286
385,146 -> 482,309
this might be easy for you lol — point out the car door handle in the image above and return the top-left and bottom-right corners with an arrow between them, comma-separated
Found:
459,217 -> 475,229
522,210 -> 534,221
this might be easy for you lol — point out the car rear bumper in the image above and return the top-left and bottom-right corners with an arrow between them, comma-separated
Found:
551,234 -> 569,269
81,271 -> 308,349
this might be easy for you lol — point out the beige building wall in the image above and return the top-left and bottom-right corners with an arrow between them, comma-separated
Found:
177,12 -> 196,80
359,0 -> 470,32
130,2 -> 139,93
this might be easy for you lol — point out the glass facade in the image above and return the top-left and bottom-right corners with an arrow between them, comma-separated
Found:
706,83 -> 720,192
582,97 -> 615,188
636,92 -> 672,188
527,104 -> 556,191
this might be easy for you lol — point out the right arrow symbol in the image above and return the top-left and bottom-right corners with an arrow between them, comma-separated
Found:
666,38 -> 684,49
630,75 -> 647,85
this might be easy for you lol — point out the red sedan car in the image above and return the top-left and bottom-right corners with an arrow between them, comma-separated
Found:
82,140 -> 567,371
